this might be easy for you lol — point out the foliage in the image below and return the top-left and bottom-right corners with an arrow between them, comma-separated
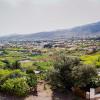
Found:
0,48 -> 51,96
3,50 -> 8,55
2,60 -> 21,69
0,61 -> 6,69
2,60 -> 11,69
44,43 -> 52,48
72,64 -> 97,88
48,52 -> 80,91
0,69 -> 26,85
33,61 -> 52,70
12,60 -> 21,69
0,69 -> 37,96
81,54 -> 100,68
48,52 -> 97,91
9,69 -> 27,79
1,78 -> 30,96
26,69 -> 37,87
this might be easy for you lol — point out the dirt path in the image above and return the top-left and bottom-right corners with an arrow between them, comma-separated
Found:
0,82 -> 78,100
24,82 -> 52,100
24,82 -> 75,100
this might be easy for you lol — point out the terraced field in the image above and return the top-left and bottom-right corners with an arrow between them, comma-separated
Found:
81,53 -> 100,67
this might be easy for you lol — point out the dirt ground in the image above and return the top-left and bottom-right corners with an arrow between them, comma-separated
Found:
0,82 -> 81,100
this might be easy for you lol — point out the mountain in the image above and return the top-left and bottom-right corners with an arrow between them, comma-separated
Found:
0,21 -> 100,41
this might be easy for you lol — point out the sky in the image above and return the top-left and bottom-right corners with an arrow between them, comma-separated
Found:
0,0 -> 100,36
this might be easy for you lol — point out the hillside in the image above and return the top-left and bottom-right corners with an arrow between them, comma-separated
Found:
0,21 -> 100,41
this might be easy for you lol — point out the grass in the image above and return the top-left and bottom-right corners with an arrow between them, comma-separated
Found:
20,61 -> 34,69
0,69 -> 12,77
0,61 -> 6,68
0,48 -> 52,71
80,53 -> 100,67
30,54 -> 49,60
20,61 -> 52,71
33,61 -> 53,70
0,50 -> 30,64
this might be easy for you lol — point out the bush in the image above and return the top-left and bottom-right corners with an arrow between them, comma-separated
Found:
48,52 -> 80,91
0,69 -> 27,85
1,78 -> 30,96
12,60 -> 21,69
0,69 -> 12,85
48,52 -> 97,91
2,60 -> 21,69
26,69 -> 37,87
2,60 -> 11,69
0,69 -> 37,96
8,70 -> 27,80
72,64 -> 97,88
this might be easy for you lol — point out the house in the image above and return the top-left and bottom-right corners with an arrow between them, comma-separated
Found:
31,50 -> 42,55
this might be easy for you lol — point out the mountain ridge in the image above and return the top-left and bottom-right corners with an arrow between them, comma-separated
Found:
0,21 -> 100,41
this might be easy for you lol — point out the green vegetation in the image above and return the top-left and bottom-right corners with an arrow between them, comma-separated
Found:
81,54 -> 100,68
1,78 -> 30,96
0,48 -> 52,96
0,68 -> 37,96
48,52 -> 97,92
0,44 -> 99,98
33,61 -> 52,70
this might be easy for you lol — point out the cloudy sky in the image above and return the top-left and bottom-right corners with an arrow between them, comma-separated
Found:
0,0 -> 100,36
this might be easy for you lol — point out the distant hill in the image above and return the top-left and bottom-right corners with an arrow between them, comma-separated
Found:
0,21 -> 100,41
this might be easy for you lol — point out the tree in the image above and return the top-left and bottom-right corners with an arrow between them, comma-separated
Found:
72,64 -> 97,89
12,60 -> 21,69
2,60 -> 21,69
2,60 -> 11,69
44,43 -> 52,48
48,51 -> 97,91
48,52 -> 80,91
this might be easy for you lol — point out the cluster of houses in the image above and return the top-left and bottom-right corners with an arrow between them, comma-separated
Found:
0,39 -> 99,55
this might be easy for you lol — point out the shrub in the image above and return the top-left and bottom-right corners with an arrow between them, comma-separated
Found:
2,60 -> 11,69
0,69 -> 27,85
72,64 -> 97,89
2,60 -> 21,69
48,52 -> 97,91
0,68 -> 37,96
26,69 -> 37,87
1,78 -> 30,96
0,69 -> 12,85
12,60 -> 21,69
9,69 -> 27,78
48,52 -> 80,91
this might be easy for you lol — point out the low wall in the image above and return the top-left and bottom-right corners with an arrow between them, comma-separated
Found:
87,88 -> 100,100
